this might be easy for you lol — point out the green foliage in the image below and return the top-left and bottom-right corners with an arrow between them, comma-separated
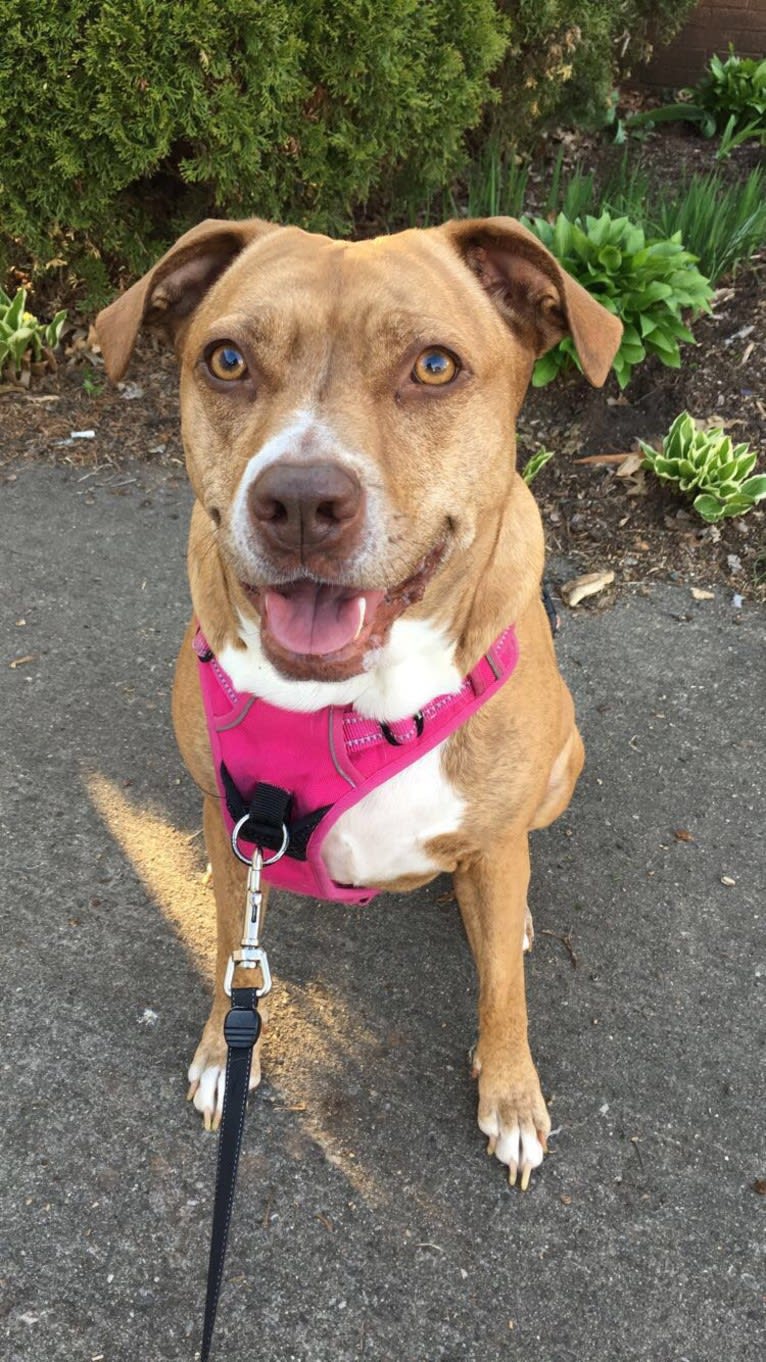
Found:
486,152 -> 766,287
522,212 -> 713,389
621,102 -> 717,139
649,167 -> 766,284
521,448 -> 555,485
640,412 -> 766,523
488,1 -> 697,143
81,369 -> 106,398
696,51 -> 766,148
615,50 -> 766,155
459,138 -> 530,220
0,0 -> 508,301
0,288 -> 66,379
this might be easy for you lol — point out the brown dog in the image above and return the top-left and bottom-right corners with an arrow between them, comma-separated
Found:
96,217 -> 621,1188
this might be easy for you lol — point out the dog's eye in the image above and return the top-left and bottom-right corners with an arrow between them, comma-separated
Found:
206,343 -> 248,382
412,348 -> 459,386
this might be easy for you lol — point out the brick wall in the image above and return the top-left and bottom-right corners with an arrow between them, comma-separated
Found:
641,0 -> 766,87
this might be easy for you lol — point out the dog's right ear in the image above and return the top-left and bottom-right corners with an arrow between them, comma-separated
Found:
94,217 -> 279,382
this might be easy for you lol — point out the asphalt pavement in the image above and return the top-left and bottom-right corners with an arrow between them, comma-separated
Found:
1,459 -> 764,1362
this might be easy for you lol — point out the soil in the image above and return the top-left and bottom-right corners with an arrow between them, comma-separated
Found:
2,122 -> 764,603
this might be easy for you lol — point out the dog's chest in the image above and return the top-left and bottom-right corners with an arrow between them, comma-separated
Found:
321,741 -> 465,886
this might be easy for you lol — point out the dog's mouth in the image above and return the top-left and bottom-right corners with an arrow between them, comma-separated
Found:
241,538 -> 448,680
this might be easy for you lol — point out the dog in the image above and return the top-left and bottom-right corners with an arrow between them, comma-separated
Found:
96,216 -> 621,1189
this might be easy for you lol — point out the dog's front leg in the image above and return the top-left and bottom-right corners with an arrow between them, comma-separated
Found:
454,833 -> 550,1187
187,795 -> 268,1130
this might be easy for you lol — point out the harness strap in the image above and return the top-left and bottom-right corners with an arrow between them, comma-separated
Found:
201,986 -> 262,1362
220,765 -> 330,861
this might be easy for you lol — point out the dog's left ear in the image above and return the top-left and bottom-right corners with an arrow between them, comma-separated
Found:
442,216 -> 623,387
95,217 -> 279,382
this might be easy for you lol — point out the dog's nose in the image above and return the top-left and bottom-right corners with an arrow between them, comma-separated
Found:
249,462 -> 364,558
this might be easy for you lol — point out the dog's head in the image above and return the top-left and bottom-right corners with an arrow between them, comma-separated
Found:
96,217 -> 621,681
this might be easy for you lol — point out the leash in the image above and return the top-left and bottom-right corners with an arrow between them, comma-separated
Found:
197,592 -> 559,1355
200,833 -> 285,1361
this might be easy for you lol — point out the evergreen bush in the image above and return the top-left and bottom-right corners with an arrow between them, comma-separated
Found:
489,1 -> 698,139
0,0 -> 507,299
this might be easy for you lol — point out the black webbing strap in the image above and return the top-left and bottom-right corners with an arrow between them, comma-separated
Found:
200,986 -> 262,1361
221,769 -> 292,851
220,764 -> 330,861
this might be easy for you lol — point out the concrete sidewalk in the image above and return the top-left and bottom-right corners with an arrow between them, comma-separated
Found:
1,460 -> 763,1362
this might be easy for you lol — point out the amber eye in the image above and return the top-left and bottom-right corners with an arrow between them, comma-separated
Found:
412,347 -> 459,386
206,342 -> 248,382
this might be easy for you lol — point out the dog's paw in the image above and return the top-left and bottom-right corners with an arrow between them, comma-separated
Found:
186,1026 -> 262,1132
473,1060 -> 550,1189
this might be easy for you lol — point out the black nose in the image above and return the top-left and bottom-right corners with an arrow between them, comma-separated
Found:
248,461 -> 365,560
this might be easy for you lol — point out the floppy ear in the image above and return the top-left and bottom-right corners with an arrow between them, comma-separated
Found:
441,216 -> 622,387
94,217 -> 279,382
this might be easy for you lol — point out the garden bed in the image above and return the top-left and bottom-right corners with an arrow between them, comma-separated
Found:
2,126 -> 764,602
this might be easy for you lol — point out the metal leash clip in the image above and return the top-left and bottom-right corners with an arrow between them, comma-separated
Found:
223,834 -> 287,997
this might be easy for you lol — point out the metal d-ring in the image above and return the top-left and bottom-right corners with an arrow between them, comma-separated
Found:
230,814 -> 290,866
380,710 -> 425,746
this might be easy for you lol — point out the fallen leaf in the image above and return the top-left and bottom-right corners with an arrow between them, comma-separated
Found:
690,587 -> 714,601
573,452 -> 635,465
754,1179 -> 766,1195
740,341 -> 755,366
561,570 -> 615,607
673,829 -> 695,842
615,452 -> 643,477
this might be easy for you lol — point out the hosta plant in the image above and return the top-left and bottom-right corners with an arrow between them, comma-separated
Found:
696,51 -> 766,152
522,212 -> 713,389
640,412 -> 766,523
0,287 -> 66,381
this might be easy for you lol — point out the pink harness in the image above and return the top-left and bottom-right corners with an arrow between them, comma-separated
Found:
194,624 -> 519,904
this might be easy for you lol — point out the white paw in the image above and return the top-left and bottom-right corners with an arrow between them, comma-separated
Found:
474,1055 -> 550,1190
478,1108 -> 546,1189
187,1051 -> 261,1132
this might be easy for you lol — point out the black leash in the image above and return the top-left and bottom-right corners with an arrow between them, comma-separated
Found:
200,986 -> 261,1361
200,826 -> 287,1361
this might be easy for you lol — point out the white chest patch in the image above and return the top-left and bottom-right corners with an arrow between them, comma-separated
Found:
322,740 -> 465,886
218,614 -> 462,722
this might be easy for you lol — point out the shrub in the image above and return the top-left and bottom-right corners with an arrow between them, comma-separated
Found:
522,211 -> 713,388
0,0 -> 508,301
640,412 -> 766,523
487,1 -> 697,143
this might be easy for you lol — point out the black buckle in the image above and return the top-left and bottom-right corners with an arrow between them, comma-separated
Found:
380,711 -> 424,746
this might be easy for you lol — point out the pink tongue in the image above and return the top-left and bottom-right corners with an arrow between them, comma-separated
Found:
264,583 -> 385,656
